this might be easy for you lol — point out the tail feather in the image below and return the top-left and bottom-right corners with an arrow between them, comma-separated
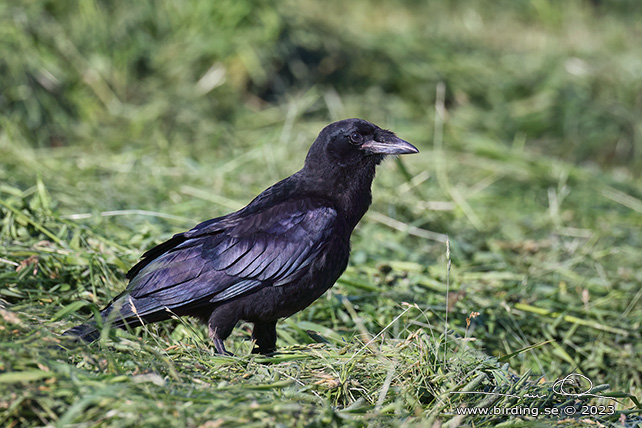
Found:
63,322 -> 100,343
62,295 -> 180,343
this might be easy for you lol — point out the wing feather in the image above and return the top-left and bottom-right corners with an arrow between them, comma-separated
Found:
117,200 -> 337,318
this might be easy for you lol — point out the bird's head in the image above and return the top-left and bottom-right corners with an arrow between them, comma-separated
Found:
305,118 -> 418,170
295,118 -> 418,227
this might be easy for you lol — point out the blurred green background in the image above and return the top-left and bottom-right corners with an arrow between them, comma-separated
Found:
1,0 -> 641,426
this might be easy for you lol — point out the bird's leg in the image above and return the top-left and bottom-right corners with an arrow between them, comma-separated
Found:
208,310 -> 237,356
252,321 -> 278,354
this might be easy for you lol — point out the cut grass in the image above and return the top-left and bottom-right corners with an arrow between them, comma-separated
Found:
1,0 -> 642,426
1,172 -> 640,426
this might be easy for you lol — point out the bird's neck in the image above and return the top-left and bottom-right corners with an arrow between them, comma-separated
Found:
298,162 -> 377,230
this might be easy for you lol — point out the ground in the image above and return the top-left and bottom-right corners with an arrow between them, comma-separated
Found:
1,0 -> 641,426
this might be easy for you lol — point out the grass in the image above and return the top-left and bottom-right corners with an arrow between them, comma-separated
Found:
1,0 -> 642,426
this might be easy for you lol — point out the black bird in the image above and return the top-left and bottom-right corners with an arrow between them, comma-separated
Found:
65,118 -> 418,355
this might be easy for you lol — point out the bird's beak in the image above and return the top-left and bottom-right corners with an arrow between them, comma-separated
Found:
361,136 -> 419,155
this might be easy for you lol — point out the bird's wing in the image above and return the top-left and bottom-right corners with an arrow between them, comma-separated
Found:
118,199 -> 337,317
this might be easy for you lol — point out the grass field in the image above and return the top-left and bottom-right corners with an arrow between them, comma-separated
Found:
1,0 -> 641,426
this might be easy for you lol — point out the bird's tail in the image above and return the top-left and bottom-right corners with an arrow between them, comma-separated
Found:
63,321 -> 100,343
62,300 -> 119,343
61,297 -> 170,343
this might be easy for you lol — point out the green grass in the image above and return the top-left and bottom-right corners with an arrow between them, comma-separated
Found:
1,0 -> 642,426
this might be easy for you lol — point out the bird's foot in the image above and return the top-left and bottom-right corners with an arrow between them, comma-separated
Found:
251,346 -> 277,356
212,338 -> 234,356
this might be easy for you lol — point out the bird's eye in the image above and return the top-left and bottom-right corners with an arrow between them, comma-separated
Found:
349,132 -> 363,145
